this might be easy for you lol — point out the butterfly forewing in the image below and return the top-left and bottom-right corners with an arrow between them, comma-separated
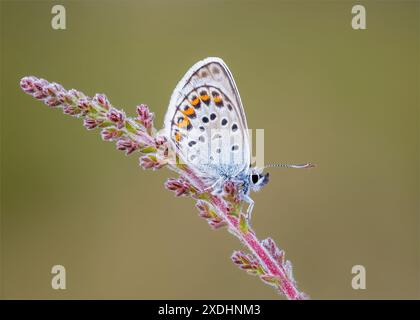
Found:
164,58 -> 250,183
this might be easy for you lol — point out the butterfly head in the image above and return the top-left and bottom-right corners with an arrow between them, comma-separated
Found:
247,162 -> 314,193
249,167 -> 269,192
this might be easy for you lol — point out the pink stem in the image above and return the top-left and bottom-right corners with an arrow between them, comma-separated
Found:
19,76 -> 304,299
211,196 -> 301,300
182,167 -> 303,300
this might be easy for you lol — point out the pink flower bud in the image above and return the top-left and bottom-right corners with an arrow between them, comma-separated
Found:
62,104 -> 80,116
77,98 -> 92,115
136,104 -> 154,129
231,251 -> 262,275
68,89 -> 84,99
139,156 -> 154,169
196,201 -> 210,218
33,79 -> 48,91
78,98 -> 90,109
223,180 -> 240,204
94,93 -> 110,110
43,84 -> 59,97
45,97 -> 61,107
33,90 -> 47,100
100,128 -> 119,140
83,118 -> 98,130
20,77 -> 35,93
50,82 -> 64,93
139,155 -> 165,170
106,108 -> 125,129
116,138 -> 139,155
165,177 -> 191,197
155,135 -> 165,145
154,136 -> 169,157
56,92 -> 73,104
224,181 -> 237,196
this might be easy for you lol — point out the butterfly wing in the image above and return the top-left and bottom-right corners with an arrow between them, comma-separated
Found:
163,57 -> 250,182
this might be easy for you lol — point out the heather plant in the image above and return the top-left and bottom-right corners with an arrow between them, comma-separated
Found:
20,76 -> 308,300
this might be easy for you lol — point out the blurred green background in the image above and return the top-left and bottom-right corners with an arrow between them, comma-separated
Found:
1,0 -> 419,299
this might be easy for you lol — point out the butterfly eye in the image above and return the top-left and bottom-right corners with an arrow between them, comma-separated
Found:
251,174 -> 259,184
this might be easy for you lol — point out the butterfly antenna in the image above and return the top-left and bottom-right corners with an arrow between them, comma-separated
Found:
264,163 -> 315,169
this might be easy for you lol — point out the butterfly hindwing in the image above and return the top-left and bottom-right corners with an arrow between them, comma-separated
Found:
163,57 -> 250,183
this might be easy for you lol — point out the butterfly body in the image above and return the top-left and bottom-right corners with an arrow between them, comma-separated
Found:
163,57 -> 269,218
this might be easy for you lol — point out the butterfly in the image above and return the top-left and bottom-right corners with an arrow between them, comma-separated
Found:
163,57 -> 313,220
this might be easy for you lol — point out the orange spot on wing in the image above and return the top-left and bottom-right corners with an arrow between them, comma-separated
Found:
191,97 -> 200,106
200,94 -> 210,101
181,106 -> 195,116
214,96 -> 222,103
177,116 -> 190,128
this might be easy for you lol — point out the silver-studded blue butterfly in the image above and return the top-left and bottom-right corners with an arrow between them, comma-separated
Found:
163,57 -> 313,219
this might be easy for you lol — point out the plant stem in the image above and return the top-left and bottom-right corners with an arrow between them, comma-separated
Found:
183,167 -> 304,300
20,76 -> 307,300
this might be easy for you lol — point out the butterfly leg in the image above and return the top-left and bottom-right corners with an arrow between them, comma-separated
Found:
242,194 -> 254,222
